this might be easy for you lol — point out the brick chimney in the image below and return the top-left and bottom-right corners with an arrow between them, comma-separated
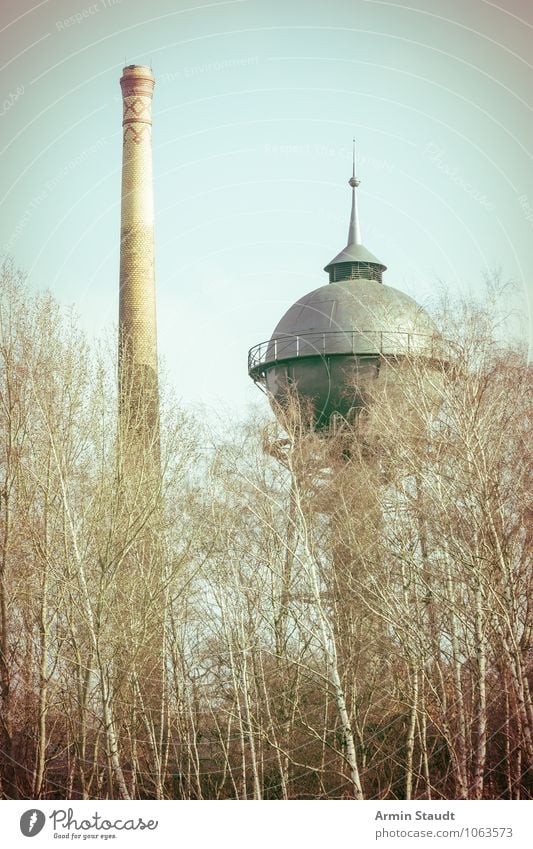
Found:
118,64 -> 159,456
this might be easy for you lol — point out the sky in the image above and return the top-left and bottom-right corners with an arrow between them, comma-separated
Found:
0,0 -> 532,420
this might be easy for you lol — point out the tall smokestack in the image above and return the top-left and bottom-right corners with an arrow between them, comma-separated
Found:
118,64 -> 159,457
116,70 -> 163,761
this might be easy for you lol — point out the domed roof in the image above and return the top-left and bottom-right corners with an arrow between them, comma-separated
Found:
272,278 -> 436,340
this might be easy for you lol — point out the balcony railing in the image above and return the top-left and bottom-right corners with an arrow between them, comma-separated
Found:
248,329 -> 445,378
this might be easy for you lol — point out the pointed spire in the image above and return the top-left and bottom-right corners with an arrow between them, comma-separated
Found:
347,138 -> 361,246
324,139 -> 386,282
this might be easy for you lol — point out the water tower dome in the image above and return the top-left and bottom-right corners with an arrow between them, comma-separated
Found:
248,141 -> 439,429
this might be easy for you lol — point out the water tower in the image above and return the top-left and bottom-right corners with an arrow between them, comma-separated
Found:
248,143 -> 440,430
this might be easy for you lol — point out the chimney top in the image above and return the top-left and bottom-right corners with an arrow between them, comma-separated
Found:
120,64 -> 155,97
122,64 -> 153,75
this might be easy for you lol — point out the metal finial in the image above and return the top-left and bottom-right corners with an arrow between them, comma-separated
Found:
349,138 -> 360,189
347,138 -> 362,245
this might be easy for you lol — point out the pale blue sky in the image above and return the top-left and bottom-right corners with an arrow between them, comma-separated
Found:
1,0 -> 532,418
